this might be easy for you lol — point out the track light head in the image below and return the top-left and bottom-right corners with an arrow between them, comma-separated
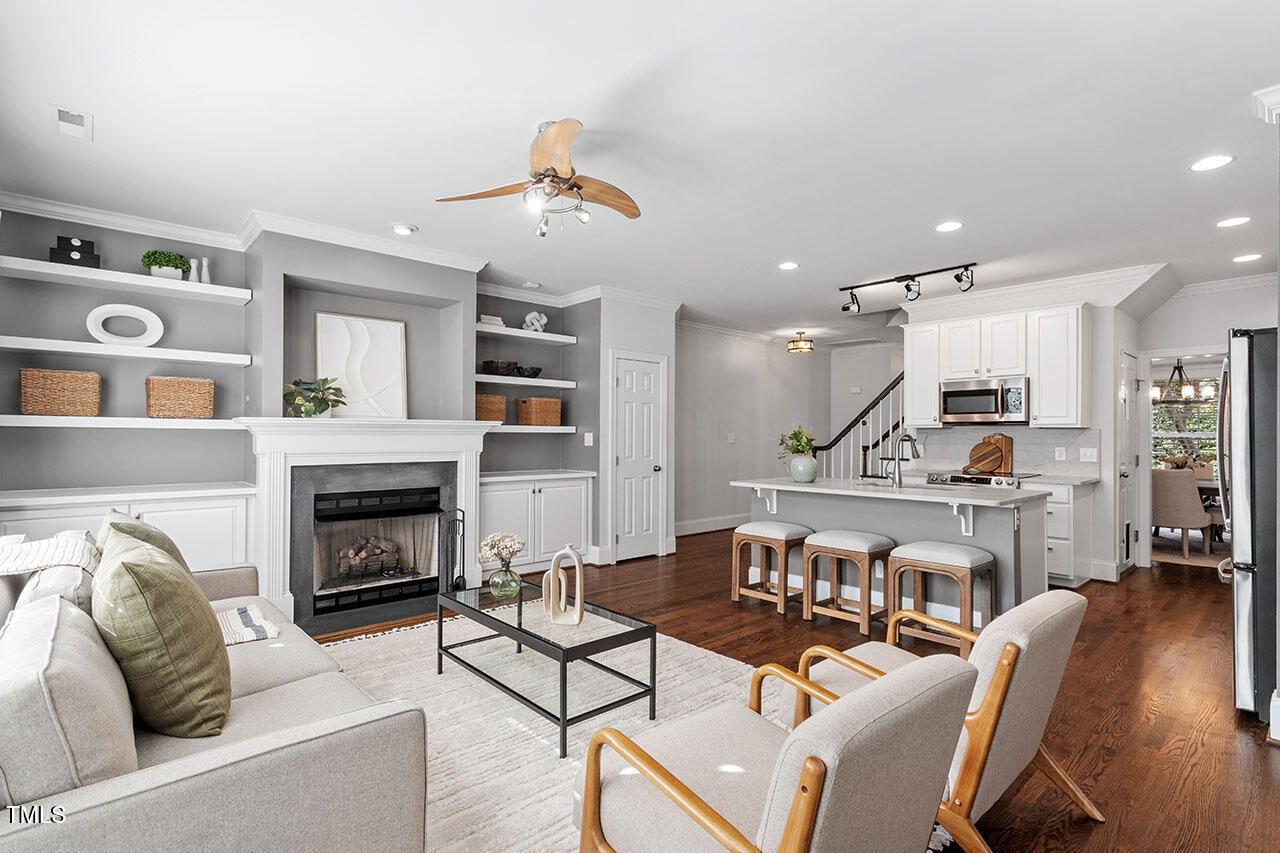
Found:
841,293 -> 861,314
954,266 -> 974,292
904,279 -> 921,301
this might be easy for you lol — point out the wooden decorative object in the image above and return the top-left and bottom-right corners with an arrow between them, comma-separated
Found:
964,433 -> 1012,476
475,394 -> 505,422
543,544 -> 584,625
517,396 -> 561,426
145,376 -> 214,419
19,368 -> 100,416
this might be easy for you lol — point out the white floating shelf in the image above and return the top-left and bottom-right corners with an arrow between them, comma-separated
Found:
488,424 -> 577,434
0,415 -> 246,430
0,335 -> 251,367
474,373 -> 576,389
475,324 -> 576,346
0,255 -> 252,306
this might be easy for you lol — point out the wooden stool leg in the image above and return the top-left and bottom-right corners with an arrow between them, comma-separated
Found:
958,574 -> 974,657
731,538 -> 742,602
761,545 -> 772,594
802,549 -> 815,621
912,568 -> 925,614
776,543 -> 788,614
887,562 -> 903,623
857,555 -> 872,636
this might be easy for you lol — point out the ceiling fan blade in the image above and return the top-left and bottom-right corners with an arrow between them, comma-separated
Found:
529,118 -> 582,177
571,176 -> 641,219
435,181 -> 529,203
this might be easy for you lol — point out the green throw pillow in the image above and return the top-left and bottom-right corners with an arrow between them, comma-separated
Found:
97,509 -> 190,571
92,531 -> 230,737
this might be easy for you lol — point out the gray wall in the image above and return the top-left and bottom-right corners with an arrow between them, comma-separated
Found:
829,342 -> 903,437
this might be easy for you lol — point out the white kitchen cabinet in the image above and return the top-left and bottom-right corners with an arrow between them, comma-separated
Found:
1027,305 -> 1089,427
939,319 -> 982,380
903,323 -> 942,427
980,313 -> 1027,377
478,472 -> 592,571
1043,482 -> 1094,587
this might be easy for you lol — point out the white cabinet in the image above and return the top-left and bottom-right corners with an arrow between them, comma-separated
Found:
478,473 -> 592,571
903,323 -> 941,427
1028,305 -> 1089,427
939,319 -> 982,380
1043,483 -> 1094,587
980,313 -> 1026,377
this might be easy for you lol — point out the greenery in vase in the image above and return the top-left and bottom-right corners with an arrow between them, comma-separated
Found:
140,249 -> 191,272
283,378 -> 347,417
777,425 -> 816,460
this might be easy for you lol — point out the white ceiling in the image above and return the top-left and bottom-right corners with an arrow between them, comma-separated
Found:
1,1 -> 1277,338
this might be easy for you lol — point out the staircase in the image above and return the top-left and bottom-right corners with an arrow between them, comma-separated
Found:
816,371 -> 906,480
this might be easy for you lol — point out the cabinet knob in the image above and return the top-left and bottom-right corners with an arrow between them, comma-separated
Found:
985,368 -> 991,373
1032,415 -> 1038,420
932,416 -> 938,422
973,369 -> 979,374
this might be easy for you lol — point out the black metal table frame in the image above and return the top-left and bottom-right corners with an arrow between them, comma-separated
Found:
437,584 -> 657,758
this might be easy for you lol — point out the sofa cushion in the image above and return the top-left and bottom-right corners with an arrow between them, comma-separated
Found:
0,596 -> 138,806
211,596 -> 342,698
16,563 -> 94,614
93,533 -> 231,737
134,671 -> 373,768
97,509 -> 190,571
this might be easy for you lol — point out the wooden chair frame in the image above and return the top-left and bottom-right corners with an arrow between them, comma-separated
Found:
801,542 -> 893,635
793,609 -> 1104,853
733,531 -> 806,614
580,664 -> 835,853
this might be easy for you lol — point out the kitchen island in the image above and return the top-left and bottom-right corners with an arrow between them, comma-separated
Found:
729,476 -> 1049,624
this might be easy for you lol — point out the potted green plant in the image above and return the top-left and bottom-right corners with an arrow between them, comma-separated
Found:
778,426 -> 818,483
283,378 -> 347,418
141,249 -> 191,280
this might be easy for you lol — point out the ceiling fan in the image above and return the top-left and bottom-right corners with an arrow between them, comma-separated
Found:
436,118 -> 641,236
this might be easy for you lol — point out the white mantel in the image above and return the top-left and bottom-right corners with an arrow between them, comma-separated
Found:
236,418 -> 496,617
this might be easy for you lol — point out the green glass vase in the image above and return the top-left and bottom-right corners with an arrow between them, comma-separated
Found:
488,563 -> 522,599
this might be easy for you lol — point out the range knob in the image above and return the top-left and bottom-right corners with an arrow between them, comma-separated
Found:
994,478 -> 1005,486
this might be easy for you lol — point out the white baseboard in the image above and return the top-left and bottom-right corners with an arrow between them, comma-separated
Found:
1090,558 -> 1119,582
675,513 -> 749,536
587,545 -> 614,566
664,535 -> 677,554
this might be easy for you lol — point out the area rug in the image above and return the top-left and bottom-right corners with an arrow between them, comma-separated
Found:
1151,528 -> 1230,568
324,615 -> 796,852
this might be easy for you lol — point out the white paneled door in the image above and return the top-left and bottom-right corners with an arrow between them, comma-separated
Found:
1118,351 -> 1138,569
615,356 -> 663,561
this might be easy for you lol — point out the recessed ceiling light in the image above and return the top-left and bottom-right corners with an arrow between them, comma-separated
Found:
1233,253 -> 1262,263
388,222 -> 418,236
778,261 -> 799,271
522,281 -> 542,289
935,221 -> 964,233
1216,216 -> 1251,228
1189,154 -> 1235,172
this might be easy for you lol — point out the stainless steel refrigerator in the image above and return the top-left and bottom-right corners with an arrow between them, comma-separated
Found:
1219,327 -> 1277,722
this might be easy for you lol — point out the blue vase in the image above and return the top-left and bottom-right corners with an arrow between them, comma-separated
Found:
789,455 -> 818,483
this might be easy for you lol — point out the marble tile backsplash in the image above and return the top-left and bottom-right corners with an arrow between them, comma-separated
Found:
907,425 -> 1102,477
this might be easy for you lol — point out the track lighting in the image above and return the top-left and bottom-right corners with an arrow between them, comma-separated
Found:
535,214 -> 550,238
904,279 -> 921,301
837,261 -> 976,312
953,266 -> 974,292
841,293 -> 861,314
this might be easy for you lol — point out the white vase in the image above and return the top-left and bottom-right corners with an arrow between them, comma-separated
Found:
789,455 -> 818,483
149,266 -> 183,280
200,257 -> 212,284
188,258 -> 201,282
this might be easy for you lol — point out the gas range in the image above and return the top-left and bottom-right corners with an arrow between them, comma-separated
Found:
926,472 -> 1042,489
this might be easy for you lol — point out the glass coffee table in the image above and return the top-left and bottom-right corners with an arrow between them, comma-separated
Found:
437,581 -> 656,758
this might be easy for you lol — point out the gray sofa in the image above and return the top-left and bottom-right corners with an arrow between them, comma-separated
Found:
0,565 -> 427,852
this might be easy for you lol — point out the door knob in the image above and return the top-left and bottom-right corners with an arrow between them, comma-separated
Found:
1119,471 -> 1130,479
652,465 -> 662,472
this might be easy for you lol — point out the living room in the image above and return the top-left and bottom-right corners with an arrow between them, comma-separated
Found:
2,4 -> 1279,852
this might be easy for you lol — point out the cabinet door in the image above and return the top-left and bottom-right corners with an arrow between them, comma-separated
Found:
981,313 -> 1026,377
477,482 -> 536,568
1027,307 -> 1080,426
903,324 -> 941,427
939,319 -> 982,380
534,479 -> 588,561
132,499 -> 247,570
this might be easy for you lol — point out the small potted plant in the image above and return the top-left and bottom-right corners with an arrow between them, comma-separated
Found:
479,532 -> 526,599
283,378 -> 347,418
141,249 -> 191,280
778,425 -> 818,483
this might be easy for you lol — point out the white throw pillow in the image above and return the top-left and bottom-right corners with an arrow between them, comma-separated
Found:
0,531 -> 100,577
15,564 -> 95,614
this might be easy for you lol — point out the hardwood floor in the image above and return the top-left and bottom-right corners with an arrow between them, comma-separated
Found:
321,528 -> 1280,850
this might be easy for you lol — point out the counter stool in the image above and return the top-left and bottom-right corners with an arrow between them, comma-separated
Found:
887,541 -> 995,656
731,521 -> 813,614
801,530 -> 896,635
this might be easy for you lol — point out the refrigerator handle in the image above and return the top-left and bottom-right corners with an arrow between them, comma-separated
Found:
1217,357 -> 1230,525
1217,557 -> 1233,584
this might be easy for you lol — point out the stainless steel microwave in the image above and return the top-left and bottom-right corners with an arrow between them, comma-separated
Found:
939,377 -> 1029,424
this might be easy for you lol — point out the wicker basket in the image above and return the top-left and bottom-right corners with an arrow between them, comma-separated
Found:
146,376 -> 215,419
475,394 -> 505,422
20,369 -> 100,416
517,397 -> 561,426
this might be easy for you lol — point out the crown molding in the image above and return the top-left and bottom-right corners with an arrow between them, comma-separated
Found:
1172,272 -> 1277,298
562,285 -> 683,313
238,211 -> 486,272
0,191 -> 242,250
902,264 -> 1164,320
676,319 -> 779,344
476,280 -> 565,308
1254,83 -> 1280,124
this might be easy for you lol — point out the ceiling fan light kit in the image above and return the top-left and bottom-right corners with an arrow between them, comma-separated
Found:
436,118 -> 640,237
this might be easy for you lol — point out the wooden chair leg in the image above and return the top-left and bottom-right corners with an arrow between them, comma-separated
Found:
1032,745 -> 1105,821
1181,528 -> 1190,559
1202,526 -> 1211,555
936,808 -> 992,853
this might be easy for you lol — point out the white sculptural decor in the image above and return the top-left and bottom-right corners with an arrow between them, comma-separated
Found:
86,303 -> 165,347
522,311 -> 549,333
542,543 -> 584,626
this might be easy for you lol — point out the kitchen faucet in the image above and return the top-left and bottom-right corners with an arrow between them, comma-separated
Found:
891,434 -> 921,489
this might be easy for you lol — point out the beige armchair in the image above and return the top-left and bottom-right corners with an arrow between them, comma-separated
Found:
795,590 -> 1103,853
1152,468 -> 1213,558
577,655 -> 977,853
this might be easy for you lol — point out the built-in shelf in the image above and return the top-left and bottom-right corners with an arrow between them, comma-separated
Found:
0,415 -> 246,430
0,481 -> 256,509
0,255 -> 252,306
0,335 -> 251,367
474,373 -> 576,389
488,424 -> 577,434
475,323 -> 576,346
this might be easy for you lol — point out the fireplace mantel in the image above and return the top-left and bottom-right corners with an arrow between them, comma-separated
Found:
236,418 -> 496,618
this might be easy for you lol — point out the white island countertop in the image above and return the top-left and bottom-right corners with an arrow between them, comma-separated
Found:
729,477 -> 1050,508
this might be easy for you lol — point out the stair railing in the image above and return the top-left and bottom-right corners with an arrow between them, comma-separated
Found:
815,372 -> 905,480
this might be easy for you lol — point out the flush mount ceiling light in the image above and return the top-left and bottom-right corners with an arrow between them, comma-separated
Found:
778,261 -> 800,271
1234,253 -> 1263,263
1217,216 -> 1251,228
786,331 -> 814,354
388,222 -> 418,236
934,220 -> 964,233
841,292 -> 861,314
1189,154 -> 1236,172
522,281 -> 542,289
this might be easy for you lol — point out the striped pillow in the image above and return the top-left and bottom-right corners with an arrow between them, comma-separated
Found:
216,604 -> 281,646
0,531 -> 99,577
